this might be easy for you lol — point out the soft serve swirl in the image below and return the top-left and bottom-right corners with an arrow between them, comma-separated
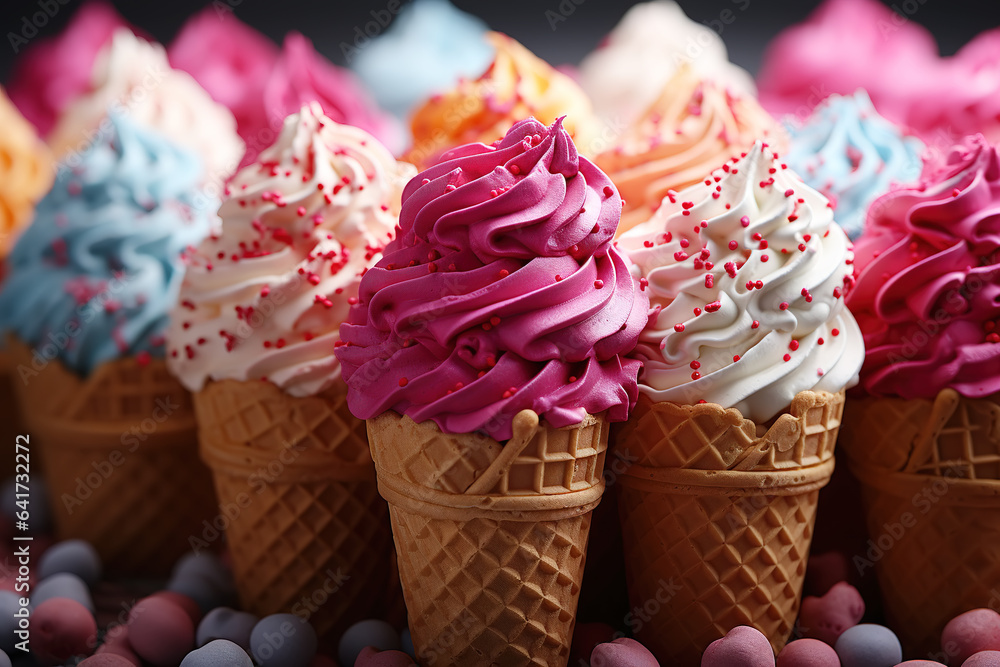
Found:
338,117 -> 648,440
0,113 -> 216,376
783,91 -> 924,240
166,103 -> 414,397
619,141 -> 863,421
848,134 -> 1000,399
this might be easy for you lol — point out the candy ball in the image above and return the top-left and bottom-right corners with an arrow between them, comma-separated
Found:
197,607 -> 257,650
339,620 -> 400,667
942,609 -> 1000,666
702,626 -> 775,667
895,661 -> 946,666
79,655 -> 137,667
151,590 -> 202,625
776,639 -> 840,667
128,595 -> 195,666
0,649 -> 8,667
170,552 -> 234,593
355,646 -> 417,666
591,637 -> 659,667
37,539 -> 101,587
180,639 -> 253,666
964,651 -> 1000,666
834,624 -> 902,667
32,572 -> 94,612
800,581 -> 865,645
250,614 -> 317,667
95,623 -> 141,664
31,597 -> 97,662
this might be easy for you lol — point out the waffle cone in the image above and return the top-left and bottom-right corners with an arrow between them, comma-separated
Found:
6,338 -> 217,575
840,389 -> 1000,657
614,390 -> 844,665
366,409 -> 608,667
194,378 -> 394,642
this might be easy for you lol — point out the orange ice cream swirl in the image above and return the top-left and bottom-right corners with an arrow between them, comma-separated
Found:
406,31 -> 597,170
596,66 -> 786,235
0,87 -> 52,261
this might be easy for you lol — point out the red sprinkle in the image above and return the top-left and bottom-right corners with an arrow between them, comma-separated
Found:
751,320 -> 760,329
832,328 -> 840,336
783,353 -> 791,362
674,323 -> 686,332
690,360 -> 701,369
789,340 -> 800,351
398,377 -> 408,387
779,301 -> 789,310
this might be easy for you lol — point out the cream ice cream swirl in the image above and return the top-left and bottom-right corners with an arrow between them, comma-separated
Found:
619,142 -> 863,420
166,102 -> 414,396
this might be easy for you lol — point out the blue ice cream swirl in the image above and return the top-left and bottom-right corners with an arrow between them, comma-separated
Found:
783,90 -> 924,239
351,0 -> 494,119
0,113 -> 217,376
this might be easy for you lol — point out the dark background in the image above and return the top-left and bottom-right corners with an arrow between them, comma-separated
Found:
0,0 -> 998,84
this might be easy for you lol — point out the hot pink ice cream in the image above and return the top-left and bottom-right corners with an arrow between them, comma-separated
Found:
168,7 -> 279,164
337,117 -> 648,439
848,134 -> 1000,399
7,1 -> 134,136
757,0 -> 938,124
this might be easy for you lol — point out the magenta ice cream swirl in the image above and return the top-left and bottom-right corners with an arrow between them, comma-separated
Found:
337,117 -> 648,440
848,134 -> 1000,399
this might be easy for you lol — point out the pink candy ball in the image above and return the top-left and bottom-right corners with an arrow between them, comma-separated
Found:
964,651 -> 1000,666
701,627 -> 775,667
942,609 -> 1000,666
355,646 -> 415,666
95,624 -> 141,665
150,590 -> 202,625
127,596 -> 195,666
777,639 -> 840,667
79,656 -> 137,667
800,581 -> 865,645
895,661 -> 946,666
591,638 -> 658,667
32,597 -> 97,663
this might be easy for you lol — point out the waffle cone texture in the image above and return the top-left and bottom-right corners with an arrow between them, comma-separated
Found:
6,338 -> 217,575
366,409 -> 608,667
194,378 -> 394,641
613,390 -> 844,665
840,388 -> 1000,657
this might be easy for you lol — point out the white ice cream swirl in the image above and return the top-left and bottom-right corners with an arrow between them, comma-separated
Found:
618,141 -> 863,421
166,102 -> 415,397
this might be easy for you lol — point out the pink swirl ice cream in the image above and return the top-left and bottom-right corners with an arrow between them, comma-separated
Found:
618,142 -> 863,420
165,102 -> 415,397
7,1 -> 132,136
168,7 -> 279,164
757,0 -> 938,125
848,134 -> 1000,399
265,33 -> 401,158
337,117 -> 648,440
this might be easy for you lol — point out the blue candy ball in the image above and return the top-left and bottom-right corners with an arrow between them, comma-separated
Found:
38,540 -> 101,587
197,607 -> 257,650
250,614 -> 317,667
180,639 -> 252,667
835,624 -> 903,667
32,573 -> 94,613
339,619 -> 401,667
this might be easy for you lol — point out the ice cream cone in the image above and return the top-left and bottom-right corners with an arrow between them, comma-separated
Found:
614,389 -> 844,664
194,378 -> 394,642
840,388 -> 1000,657
366,409 -> 608,667
6,337 -> 217,575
